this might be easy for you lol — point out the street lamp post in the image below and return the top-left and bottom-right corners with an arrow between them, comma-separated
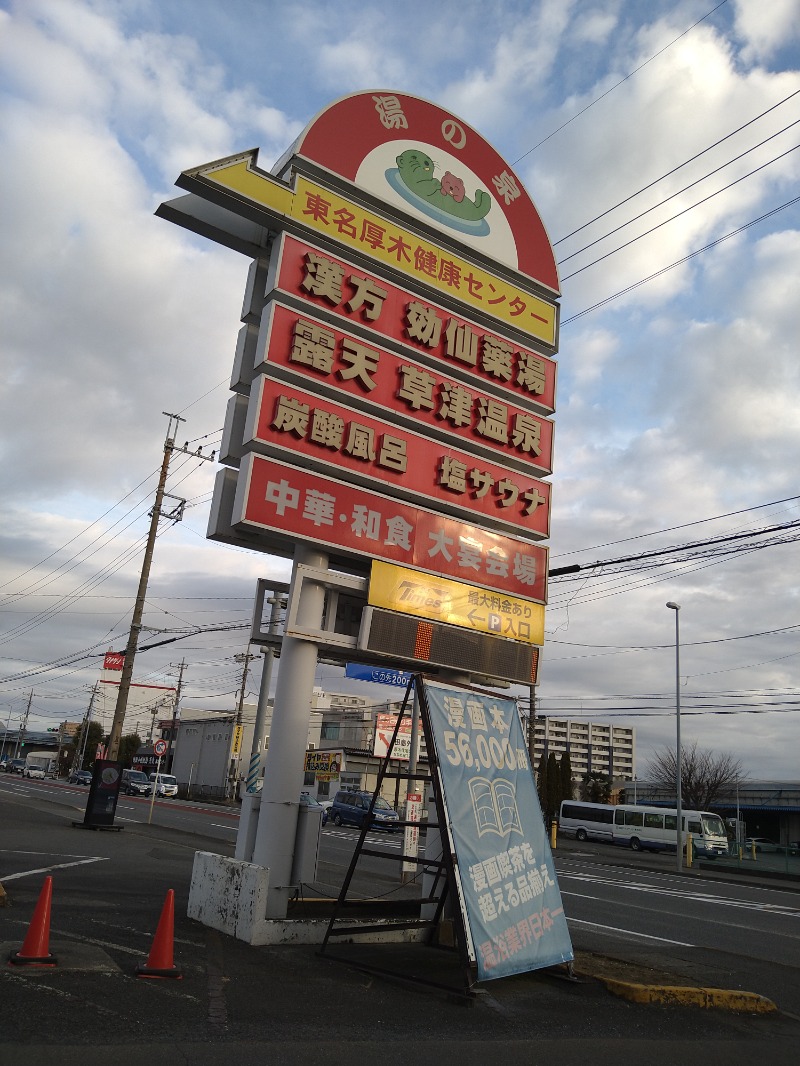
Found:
666,602 -> 682,872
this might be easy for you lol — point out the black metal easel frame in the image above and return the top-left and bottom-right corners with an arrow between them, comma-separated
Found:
318,674 -> 478,1001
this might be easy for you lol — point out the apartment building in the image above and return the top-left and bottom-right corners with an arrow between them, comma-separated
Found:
532,717 -> 635,782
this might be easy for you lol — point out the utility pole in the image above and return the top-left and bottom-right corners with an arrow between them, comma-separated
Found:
106,412 -> 184,761
15,690 -> 32,757
229,649 -> 253,798
527,684 -> 537,766
166,658 -> 186,773
72,684 -> 98,774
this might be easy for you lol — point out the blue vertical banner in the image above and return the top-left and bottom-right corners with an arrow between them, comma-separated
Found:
422,679 -> 573,981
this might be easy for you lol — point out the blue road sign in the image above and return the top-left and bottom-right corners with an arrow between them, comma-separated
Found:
345,663 -> 414,688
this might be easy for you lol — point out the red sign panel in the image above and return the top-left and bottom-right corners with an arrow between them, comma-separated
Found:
268,233 -> 556,415
290,91 -> 559,292
233,452 -> 548,602
247,377 -> 551,539
256,301 -> 554,477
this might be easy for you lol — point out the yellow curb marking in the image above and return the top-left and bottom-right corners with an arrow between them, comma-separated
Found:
599,977 -> 777,1013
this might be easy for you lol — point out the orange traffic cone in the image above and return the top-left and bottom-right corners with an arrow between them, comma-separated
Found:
136,888 -> 182,979
9,875 -> 57,967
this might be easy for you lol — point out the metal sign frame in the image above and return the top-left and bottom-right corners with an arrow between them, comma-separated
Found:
318,673 -> 573,997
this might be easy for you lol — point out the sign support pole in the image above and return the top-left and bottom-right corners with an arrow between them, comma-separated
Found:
250,543 -> 328,919
148,749 -> 165,825
235,602 -> 282,862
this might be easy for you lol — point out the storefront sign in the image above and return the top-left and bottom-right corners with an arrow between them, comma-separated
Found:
345,663 -> 414,688
254,300 -> 554,476
373,712 -> 412,761
421,679 -> 573,980
223,454 -> 549,601
369,561 -> 545,646
265,233 -> 557,415
304,750 -> 343,781
246,377 -> 550,539
183,161 -> 558,345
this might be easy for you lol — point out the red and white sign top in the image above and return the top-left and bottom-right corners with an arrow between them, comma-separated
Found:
284,91 -> 559,294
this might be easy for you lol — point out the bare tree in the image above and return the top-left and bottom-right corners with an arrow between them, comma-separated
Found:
645,742 -> 745,810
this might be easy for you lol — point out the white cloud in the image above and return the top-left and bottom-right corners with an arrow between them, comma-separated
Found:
733,0 -> 800,63
1,0 -> 799,781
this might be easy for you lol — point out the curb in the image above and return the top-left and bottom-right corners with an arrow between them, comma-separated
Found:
596,977 -> 777,1013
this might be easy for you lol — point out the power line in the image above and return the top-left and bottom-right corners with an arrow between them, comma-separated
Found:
561,193 -> 800,324
548,494 -> 800,559
554,86 -> 800,244
558,122 -> 800,267
513,0 -> 731,163
560,142 -> 800,280
550,517 -> 800,581
546,621 -> 800,651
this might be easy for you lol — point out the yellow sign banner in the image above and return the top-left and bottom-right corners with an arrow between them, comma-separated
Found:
194,154 -> 557,346
368,561 -> 545,645
304,749 -> 343,781
231,724 -> 243,756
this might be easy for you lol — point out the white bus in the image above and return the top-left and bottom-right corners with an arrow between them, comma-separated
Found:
559,801 -> 729,857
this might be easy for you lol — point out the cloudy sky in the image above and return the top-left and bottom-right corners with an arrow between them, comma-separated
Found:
1,0 -> 798,781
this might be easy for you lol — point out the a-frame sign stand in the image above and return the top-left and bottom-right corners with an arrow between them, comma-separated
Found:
319,674 -> 574,999
318,674 -> 478,1002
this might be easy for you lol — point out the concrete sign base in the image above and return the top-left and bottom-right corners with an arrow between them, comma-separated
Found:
189,852 -> 271,945
188,851 -> 428,947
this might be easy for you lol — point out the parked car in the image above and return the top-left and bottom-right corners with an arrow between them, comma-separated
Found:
745,837 -> 780,853
329,789 -> 400,831
5,758 -> 27,775
299,792 -> 328,826
121,769 -> 152,796
148,772 -> 179,797
68,770 -> 93,786
24,765 -> 46,779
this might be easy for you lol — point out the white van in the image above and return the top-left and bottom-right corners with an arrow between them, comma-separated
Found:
149,772 -> 178,797
24,751 -> 57,779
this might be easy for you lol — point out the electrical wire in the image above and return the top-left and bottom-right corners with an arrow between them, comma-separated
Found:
560,142 -> 800,280
561,192 -> 800,324
512,0 -> 731,163
553,86 -> 800,244
558,123 -> 800,266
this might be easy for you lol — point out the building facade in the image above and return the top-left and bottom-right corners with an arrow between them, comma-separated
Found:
532,717 -> 636,783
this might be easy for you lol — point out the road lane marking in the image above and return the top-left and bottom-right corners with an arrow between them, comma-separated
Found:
559,871 -> 800,918
0,856 -> 109,881
566,916 -> 694,947
0,849 -> 104,858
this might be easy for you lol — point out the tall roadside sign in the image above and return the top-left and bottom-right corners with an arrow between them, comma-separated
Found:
159,92 -> 561,921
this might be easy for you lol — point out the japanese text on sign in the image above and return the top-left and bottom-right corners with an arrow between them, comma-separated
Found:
272,235 -> 557,412
235,454 -> 549,601
291,176 -> 557,346
422,680 -> 573,981
369,561 -> 545,645
258,302 -> 554,476
250,378 -> 551,538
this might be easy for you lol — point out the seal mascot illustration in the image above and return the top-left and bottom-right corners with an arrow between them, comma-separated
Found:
395,149 -> 491,222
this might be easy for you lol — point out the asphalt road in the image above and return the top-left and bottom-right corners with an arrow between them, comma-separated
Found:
1,777 -> 799,1063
